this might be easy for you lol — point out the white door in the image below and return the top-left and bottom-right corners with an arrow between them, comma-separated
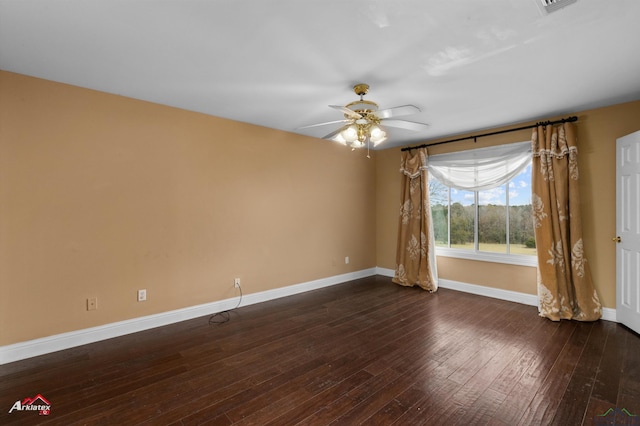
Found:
616,130 -> 640,334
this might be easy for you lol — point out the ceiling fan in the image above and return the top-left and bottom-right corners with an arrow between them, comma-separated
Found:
299,83 -> 429,152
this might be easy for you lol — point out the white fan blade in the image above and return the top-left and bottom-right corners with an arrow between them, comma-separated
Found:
382,119 -> 429,132
329,105 -> 362,119
297,119 -> 349,130
323,124 -> 350,140
375,105 -> 421,119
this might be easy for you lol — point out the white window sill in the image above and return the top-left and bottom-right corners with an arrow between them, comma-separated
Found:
435,247 -> 538,267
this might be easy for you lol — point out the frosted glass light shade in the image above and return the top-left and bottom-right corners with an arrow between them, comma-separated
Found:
370,125 -> 387,145
341,125 -> 358,142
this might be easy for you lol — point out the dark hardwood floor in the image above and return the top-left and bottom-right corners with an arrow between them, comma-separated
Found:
1,275 -> 639,425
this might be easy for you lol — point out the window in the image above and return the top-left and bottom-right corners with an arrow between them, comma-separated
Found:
428,142 -> 536,266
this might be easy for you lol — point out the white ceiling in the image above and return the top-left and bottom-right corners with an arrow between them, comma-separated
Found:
1,0 -> 640,149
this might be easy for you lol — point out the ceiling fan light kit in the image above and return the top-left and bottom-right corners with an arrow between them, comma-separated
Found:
300,83 -> 428,156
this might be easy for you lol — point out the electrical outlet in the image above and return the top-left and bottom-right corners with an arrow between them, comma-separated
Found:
87,297 -> 98,311
234,278 -> 241,288
345,256 -> 350,264
137,289 -> 147,302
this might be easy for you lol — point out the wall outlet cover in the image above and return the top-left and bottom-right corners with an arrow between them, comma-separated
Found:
87,297 -> 98,311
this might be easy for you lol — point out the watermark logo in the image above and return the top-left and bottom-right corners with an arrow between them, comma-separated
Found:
8,394 -> 51,416
594,407 -> 638,425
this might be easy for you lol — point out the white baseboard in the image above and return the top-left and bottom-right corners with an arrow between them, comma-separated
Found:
375,267 -> 396,277
438,278 -> 539,306
240,268 -> 376,307
0,266 -> 617,365
0,268 -> 377,365
375,267 -> 617,322
602,308 -> 617,322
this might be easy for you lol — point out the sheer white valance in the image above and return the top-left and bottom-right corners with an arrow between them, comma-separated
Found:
427,141 -> 531,191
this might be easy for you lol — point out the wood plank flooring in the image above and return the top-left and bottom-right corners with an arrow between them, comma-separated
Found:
1,275 -> 639,425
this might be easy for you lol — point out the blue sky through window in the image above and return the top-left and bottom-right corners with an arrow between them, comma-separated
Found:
449,164 -> 531,206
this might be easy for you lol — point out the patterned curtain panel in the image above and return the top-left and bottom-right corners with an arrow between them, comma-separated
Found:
531,123 -> 602,321
393,148 -> 438,292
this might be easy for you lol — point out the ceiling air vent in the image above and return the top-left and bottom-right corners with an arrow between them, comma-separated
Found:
538,0 -> 577,13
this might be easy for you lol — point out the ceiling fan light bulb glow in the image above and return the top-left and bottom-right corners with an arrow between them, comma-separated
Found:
369,125 -> 387,145
341,125 -> 358,142
369,125 -> 387,144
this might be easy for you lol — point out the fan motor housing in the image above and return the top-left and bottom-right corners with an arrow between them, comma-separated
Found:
345,100 -> 378,115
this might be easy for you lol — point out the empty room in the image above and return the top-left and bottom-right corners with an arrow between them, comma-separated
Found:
1,1 -> 640,425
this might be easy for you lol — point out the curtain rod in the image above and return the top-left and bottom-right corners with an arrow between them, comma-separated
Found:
400,115 -> 578,152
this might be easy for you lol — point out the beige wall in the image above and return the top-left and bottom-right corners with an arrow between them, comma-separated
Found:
0,71 -> 376,346
376,100 -> 640,309
2,69 -> 639,348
